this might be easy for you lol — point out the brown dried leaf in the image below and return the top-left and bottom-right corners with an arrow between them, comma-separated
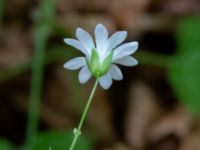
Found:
0,26 -> 31,67
148,105 -> 192,142
110,0 -> 151,36
164,0 -> 200,15
124,80 -> 161,149
180,131 -> 200,150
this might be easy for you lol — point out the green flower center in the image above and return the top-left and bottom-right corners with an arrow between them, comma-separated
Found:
87,48 -> 113,77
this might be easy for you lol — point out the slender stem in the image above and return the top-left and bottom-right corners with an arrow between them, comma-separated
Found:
69,77 -> 99,150
25,26 -> 48,148
24,0 -> 55,148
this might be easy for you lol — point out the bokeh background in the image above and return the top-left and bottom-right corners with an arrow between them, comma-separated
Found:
0,0 -> 200,149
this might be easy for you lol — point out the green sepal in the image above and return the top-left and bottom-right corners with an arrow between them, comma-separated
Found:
100,51 -> 113,75
88,48 -> 101,77
87,48 -> 113,77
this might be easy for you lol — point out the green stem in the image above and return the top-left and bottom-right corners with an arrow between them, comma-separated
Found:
69,77 -> 99,150
24,0 -> 55,148
25,25 -> 48,148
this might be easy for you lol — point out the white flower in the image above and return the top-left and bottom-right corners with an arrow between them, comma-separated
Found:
63,24 -> 138,89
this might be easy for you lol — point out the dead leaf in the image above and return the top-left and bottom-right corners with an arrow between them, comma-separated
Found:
124,80 -> 161,149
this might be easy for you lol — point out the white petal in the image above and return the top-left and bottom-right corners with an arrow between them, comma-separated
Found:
113,42 -> 138,60
78,66 -> 92,84
64,38 -> 89,56
76,28 -> 95,56
99,73 -> 112,90
114,56 -> 138,66
64,57 -> 86,70
109,64 -> 123,80
95,24 -> 108,58
107,31 -> 127,51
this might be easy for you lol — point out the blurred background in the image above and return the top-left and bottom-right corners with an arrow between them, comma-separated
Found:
0,0 -> 200,149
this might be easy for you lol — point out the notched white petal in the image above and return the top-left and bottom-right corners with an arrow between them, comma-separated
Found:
64,57 -> 86,70
113,41 -> 138,60
76,28 -> 94,55
108,31 -> 127,51
63,38 -> 88,56
95,24 -> 108,37
114,56 -> 138,66
99,73 -> 112,90
78,66 -> 92,84
95,24 -> 108,57
110,64 -> 123,80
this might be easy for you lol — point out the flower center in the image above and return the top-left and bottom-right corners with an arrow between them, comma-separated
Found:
87,48 -> 113,77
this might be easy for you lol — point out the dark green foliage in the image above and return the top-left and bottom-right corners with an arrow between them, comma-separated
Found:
168,16 -> 200,115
